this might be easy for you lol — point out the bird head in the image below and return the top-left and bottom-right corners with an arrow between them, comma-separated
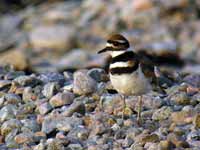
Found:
98,34 -> 130,56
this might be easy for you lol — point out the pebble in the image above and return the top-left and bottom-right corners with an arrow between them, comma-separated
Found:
73,70 -> 97,95
49,92 -> 74,107
152,106 -> 172,121
42,82 -> 60,99
0,104 -> 17,122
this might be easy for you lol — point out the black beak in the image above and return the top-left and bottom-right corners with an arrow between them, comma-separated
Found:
97,47 -> 109,54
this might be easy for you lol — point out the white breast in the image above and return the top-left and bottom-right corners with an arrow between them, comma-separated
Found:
109,66 -> 152,96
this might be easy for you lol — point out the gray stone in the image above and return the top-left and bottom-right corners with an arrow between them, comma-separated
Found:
42,82 -> 60,99
49,92 -> 74,107
73,70 -> 97,95
0,104 -> 17,122
152,106 -> 172,121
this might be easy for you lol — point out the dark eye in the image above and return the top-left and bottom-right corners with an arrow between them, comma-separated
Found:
113,42 -> 120,46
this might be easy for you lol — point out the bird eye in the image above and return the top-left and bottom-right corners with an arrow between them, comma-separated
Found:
113,42 -> 120,46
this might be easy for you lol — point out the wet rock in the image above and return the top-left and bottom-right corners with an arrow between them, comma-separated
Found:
152,106 -> 172,121
0,104 -> 17,122
30,25 -> 75,51
42,82 -> 60,99
49,92 -> 74,107
73,70 -> 97,95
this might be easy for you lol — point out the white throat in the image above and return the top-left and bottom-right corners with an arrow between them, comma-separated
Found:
110,51 -> 125,57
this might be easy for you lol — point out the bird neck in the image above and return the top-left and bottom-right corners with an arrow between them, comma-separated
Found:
110,51 -> 126,57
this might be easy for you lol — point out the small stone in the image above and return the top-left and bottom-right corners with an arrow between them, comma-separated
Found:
21,119 -> 40,133
4,93 -> 21,105
42,82 -> 60,99
0,80 -> 11,89
170,92 -> 190,105
152,106 -> 172,121
46,139 -> 65,150
37,102 -> 52,115
87,68 -> 108,82
159,140 -> 175,150
14,132 -> 33,144
67,144 -> 83,150
132,0 -> 153,12
193,113 -> 200,128
38,72 -> 65,85
4,71 -> 25,80
183,74 -> 200,88
171,109 -> 194,125
73,70 -> 97,95
62,100 -> 85,117
49,92 -> 74,107
0,104 -> 17,122
135,133 -> 159,145
14,75 -> 41,87
1,119 -> 22,137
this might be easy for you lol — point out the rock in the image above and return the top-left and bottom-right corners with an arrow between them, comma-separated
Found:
4,71 -> 25,80
0,80 -> 11,90
67,126 -> 89,141
38,72 -> 65,85
67,144 -> 83,150
132,0 -> 153,12
87,68 -> 108,82
152,106 -> 172,121
46,139 -> 65,150
4,93 -> 21,105
42,82 -> 60,99
42,115 -> 82,134
73,70 -> 97,95
171,109 -> 194,125
62,100 -> 85,117
169,92 -> 190,105
183,74 -> 200,88
30,25 -> 75,51
21,119 -> 40,132
0,104 -> 17,122
16,102 -> 36,118
135,133 -> 159,145
159,140 -> 175,150
0,50 -> 29,71
49,92 -> 74,107
14,75 -> 41,87
187,131 -> 200,147
14,132 -> 34,144
193,113 -> 200,128
1,119 -> 22,137
37,102 -> 52,115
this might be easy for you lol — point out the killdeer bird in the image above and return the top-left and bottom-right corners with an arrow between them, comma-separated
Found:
98,34 -> 154,123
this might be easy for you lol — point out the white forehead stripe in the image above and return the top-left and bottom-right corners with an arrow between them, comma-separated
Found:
114,40 -> 126,44
106,43 -> 113,47
110,62 -> 130,68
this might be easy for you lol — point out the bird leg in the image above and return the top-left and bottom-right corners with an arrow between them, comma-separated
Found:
121,94 -> 126,120
137,95 -> 143,125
